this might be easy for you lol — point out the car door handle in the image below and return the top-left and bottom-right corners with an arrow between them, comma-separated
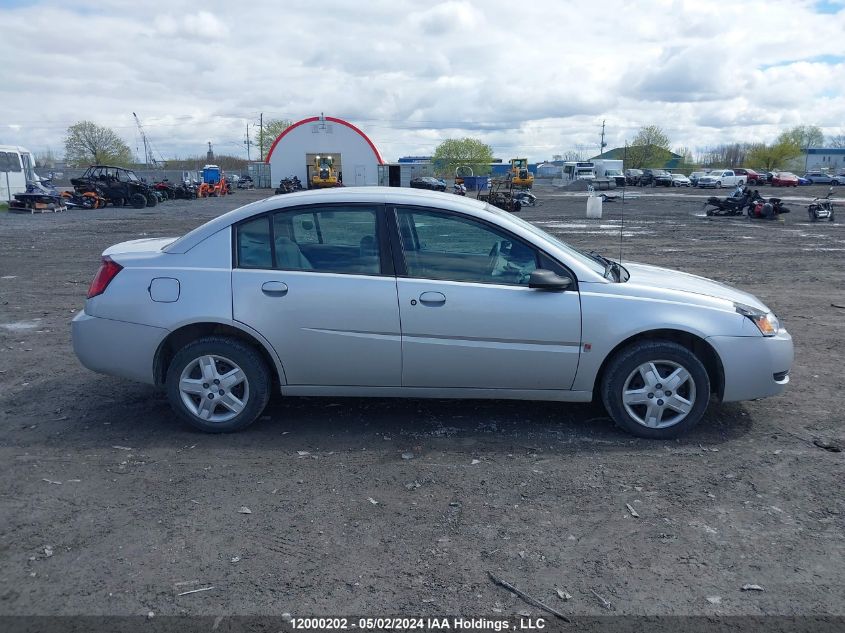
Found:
261,281 -> 288,296
419,291 -> 446,305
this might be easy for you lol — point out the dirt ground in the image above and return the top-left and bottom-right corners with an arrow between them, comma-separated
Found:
0,184 -> 843,621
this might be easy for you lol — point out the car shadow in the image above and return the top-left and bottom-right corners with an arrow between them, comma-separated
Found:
19,377 -> 754,452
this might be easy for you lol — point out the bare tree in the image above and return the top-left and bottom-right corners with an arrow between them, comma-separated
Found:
827,134 -> 845,148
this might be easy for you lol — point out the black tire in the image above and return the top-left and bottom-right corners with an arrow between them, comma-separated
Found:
166,336 -> 271,433
130,193 -> 146,209
112,198 -> 125,208
145,193 -> 158,207
809,209 -> 816,222
601,340 -> 710,439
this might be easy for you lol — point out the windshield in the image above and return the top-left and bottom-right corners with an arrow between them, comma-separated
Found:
606,170 -> 622,176
125,170 -> 139,182
484,204 -> 606,276
672,174 -> 686,179
653,170 -> 668,175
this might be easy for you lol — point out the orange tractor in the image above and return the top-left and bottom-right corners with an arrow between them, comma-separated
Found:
197,164 -> 229,197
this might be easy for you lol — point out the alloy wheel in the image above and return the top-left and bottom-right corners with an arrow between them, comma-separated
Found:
622,360 -> 696,429
179,354 -> 250,423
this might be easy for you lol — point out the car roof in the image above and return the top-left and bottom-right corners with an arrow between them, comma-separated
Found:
166,187 -> 496,254
163,186 -> 608,282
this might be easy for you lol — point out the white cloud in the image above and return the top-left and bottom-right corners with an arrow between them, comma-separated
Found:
0,0 -> 843,162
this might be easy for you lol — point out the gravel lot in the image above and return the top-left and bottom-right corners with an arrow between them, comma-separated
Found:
0,185 -> 843,620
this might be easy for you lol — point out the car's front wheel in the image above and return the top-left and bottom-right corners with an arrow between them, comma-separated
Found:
601,340 -> 710,439
166,337 -> 271,433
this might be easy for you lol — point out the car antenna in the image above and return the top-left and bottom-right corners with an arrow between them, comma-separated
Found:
619,142 -> 626,267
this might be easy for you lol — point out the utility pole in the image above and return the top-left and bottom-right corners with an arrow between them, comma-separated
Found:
600,120 -> 607,156
259,112 -> 264,161
243,123 -> 252,161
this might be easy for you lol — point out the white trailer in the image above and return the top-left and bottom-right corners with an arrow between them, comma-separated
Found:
593,159 -> 625,186
0,145 -> 36,203
562,161 -> 595,182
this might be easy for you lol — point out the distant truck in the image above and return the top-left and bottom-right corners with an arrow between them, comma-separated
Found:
593,159 -> 625,186
562,161 -> 596,182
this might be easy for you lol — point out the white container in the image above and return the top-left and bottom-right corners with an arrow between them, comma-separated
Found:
586,194 -> 603,219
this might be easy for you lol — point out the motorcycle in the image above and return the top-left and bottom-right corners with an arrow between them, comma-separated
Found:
747,191 -> 790,220
704,186 -> 751,216
274,175 -> 304,195
807,187 -> 836,222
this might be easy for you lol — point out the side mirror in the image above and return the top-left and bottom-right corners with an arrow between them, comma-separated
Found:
529,269 -> 573,291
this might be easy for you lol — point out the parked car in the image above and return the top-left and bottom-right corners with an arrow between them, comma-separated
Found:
771,172 -> 799,187
688,171 -> 709,187
803,172 -> 841,185
71,188 -> 793,440
640,169 -> 672,186
624,169 -> 643,186
670,173 -> 691,187
410,176 -> 446,191
697,169 -> 743,189
734,168 -> 763,185
797,176 -> 811,186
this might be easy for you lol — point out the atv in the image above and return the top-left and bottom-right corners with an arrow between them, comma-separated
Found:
70,165 -> 157,209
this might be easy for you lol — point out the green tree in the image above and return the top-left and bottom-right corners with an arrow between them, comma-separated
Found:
64,121 -> 133,167
432,137 -> 494,177
777,125 -> 824,150
255,119 -> 292,160
746,140 -> 801,171
626,125 -> 671,168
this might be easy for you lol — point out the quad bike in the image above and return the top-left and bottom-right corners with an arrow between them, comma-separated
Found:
704,187 -> 751,216
153,180 -> 178,200
747,192 -> 790,220
807,187 -> 836,222
71,165 -> 155,208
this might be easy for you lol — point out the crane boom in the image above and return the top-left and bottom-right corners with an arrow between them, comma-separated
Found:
133,112 -> 160,168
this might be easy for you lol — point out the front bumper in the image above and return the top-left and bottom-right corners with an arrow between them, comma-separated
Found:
72,312 -> 167,385
707,329 -> 794,402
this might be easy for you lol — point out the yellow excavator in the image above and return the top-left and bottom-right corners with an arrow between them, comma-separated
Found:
311,155 -> 338,188
510,158 -> 534,188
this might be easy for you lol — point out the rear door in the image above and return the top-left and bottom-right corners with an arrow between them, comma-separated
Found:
391,206 -> 582,390
231,204 -> 402,386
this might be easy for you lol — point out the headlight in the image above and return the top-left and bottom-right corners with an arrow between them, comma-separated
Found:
735,303 -> 779,336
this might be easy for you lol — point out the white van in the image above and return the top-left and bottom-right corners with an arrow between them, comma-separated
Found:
0,145 -> 36,203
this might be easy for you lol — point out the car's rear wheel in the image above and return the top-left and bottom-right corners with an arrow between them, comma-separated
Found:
145,193 -> 158,207
601,340 -> 710,439
130,193 -> 146,209
166,337 -> 271,433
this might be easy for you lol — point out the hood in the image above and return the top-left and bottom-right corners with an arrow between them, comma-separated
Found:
102,237 -> 178,256
624,262 -> 769,312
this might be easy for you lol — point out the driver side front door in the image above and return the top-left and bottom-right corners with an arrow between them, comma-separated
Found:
392,206 -> 582,391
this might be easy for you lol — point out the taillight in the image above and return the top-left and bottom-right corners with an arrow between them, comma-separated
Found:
87,256 -> 123,298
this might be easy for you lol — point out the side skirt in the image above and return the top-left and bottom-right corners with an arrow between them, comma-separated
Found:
279,385 -> 594,402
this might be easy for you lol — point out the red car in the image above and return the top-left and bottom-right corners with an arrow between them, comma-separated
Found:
771,172 -> 799,187
734,168 -> 763,185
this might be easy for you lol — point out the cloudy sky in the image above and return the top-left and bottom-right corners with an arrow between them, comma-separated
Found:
1,0 -> 844,162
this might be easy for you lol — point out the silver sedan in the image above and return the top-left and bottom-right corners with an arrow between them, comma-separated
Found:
71,188 -> 793,438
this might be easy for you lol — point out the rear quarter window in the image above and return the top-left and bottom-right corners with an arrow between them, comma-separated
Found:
236,216 -> 272,268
